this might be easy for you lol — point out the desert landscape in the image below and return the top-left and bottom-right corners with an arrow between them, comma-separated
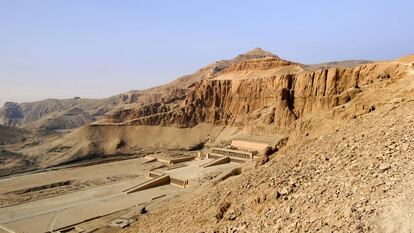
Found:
1,1 -> 414,233
0,48 -> 413,232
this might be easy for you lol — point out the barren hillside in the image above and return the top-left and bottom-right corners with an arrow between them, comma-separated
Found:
117,54 -> 413,232
0,98 -> 120,130
0,48 -> 280,131
0,48 -> 374,132
125,91 -> 414,233
7,50 -> 414,172
1,48 -> 414,232
0,125 -> 31,145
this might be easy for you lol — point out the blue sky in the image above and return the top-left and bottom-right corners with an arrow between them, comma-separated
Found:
0,0 -> 413,105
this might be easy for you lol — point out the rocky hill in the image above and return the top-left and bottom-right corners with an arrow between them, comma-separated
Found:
101,51 -> 402,134
120,53 -> 414,233
125,89 -> 414,233
0,48 -> 280,131
13,50 -> 413,168
0,90 -> 190,130
0,48 -> 373,132
2,49 -> 414,232
0,98 -> 119,130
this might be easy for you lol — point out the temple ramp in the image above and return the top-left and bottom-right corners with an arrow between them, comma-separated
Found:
123,175 -> 170,194
216,167 -> 242,182
200,156 -> 230,168
168,156 -> 196,164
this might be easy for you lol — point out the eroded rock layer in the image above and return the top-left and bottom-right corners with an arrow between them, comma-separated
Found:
105,62 -> 405,132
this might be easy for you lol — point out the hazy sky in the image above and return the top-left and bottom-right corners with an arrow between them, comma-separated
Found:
1,0 -> 413,106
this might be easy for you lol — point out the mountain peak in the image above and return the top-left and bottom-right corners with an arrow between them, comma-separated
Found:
234,47 -> 279,61
244,47 -> 277,57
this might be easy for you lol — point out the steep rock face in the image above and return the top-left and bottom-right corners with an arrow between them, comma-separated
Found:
13,51 -> 413,169
110,102 -> 176,123
106,62 -> 405,131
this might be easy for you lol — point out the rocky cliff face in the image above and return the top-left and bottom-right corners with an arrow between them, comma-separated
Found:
11,50 -> 414,170
2,47 -> 406,138
105,60 -> 405,133
118,54 -> 414,233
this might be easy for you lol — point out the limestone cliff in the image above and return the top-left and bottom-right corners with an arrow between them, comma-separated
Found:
13,49 -> 414,168
104,58 -> 405,134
